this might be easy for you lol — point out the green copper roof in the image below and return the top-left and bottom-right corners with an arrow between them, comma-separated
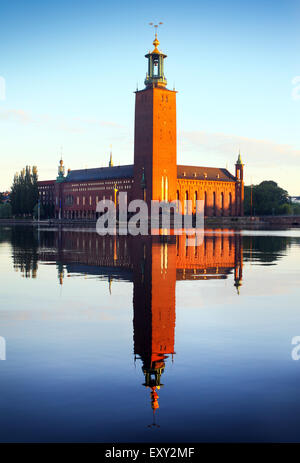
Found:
236,151 -> 243,165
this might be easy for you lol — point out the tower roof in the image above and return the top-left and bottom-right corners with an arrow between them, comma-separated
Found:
236,151 -> 243,165
145,32 -> 167,58
65,164 -> 133,182
177,165 -> 236,182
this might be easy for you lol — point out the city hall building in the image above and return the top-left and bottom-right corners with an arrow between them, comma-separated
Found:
38,33 -> 244,219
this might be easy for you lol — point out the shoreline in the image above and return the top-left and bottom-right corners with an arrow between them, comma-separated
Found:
0,215 -> 300,229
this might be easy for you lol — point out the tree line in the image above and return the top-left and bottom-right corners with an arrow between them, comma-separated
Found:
244,181 -> 300,216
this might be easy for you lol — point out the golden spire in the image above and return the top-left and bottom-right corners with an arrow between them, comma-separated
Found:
152,34 -> 160,53
149,22 -> 163,53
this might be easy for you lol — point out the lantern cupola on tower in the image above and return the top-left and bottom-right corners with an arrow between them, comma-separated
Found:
144,26 -> 167,88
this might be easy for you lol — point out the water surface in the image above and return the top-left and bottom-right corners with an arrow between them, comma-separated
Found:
0,225 -> 300,442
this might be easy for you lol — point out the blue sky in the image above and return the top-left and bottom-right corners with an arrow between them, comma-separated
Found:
0,0 -> 300,194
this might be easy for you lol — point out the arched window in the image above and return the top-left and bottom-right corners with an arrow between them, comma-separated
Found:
221,192 -> 224,216
185,191 -> 189,215
229,192 -> 232,216
213,192 -> 216,216
194,191 -> 198,213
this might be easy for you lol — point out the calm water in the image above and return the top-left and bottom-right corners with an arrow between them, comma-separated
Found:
0,225 -> 300,443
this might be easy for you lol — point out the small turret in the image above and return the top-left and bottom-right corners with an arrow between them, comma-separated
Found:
235,150 -> 245,216
235,150 -> 244,181
236,151 -> 243,165
56,157 -> 65,182
109,151 -> 113,168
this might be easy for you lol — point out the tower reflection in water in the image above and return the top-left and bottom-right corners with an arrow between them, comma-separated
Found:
132,233 -> 242,425
11,228 -> 243,425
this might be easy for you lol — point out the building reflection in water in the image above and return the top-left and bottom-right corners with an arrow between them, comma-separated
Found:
8,227 -> 244,425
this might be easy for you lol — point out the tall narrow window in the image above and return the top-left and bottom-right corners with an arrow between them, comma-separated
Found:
176,190 -> 180,213
185,191 -> 189,215
229,193 -> 232,216
221,192 -> 224,216
213,192 -> 216,216
165,176 -> 168,202
161,176 -> 165,201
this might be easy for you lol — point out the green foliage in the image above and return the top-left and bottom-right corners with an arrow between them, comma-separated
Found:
0,203 -> 12,218
244,181 -> 293,216
292,203 -> 300,215
10,166 -> 39,216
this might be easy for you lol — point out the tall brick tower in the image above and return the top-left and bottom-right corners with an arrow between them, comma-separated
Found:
133,32 -> 177,207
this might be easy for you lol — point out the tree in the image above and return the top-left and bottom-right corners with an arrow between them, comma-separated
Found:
10,166 -> 39,216
292,203 -> 300,215
0,203 -> 12,218
244,181 -> 291,216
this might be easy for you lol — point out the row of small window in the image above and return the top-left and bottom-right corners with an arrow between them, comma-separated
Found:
181,172 -> 222,179
69,185 -> 132,192
64,195 -> 117,206
74,180 -> 133,188
177,191 -> 233,202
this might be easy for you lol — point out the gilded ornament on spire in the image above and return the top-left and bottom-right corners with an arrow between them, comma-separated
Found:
152,33 -> 160,53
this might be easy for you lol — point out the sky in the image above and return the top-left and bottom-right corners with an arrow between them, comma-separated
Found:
0,0 -> 299,194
